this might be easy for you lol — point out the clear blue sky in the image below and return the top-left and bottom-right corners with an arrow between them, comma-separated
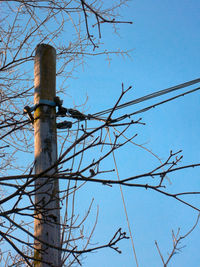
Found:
62,1 -> 200,266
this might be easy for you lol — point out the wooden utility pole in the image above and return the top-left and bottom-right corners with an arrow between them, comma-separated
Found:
34,44 -> 61,266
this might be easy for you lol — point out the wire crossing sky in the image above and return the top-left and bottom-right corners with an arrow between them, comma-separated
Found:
92,78 -> 200,117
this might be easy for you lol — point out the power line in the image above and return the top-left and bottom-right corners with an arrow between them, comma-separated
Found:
108,86 -> 200,123
92,78 -> 200,117
128,86 -> 200,117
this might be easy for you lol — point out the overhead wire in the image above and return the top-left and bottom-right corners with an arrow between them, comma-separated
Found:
105,85 -> 200,124
91,78 -> 200,118
127,86 -> 200,117
56,78 -> 200,129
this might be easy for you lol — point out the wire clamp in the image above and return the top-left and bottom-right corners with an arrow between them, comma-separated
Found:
56,121 -> 72,129
54,96 -> 86,120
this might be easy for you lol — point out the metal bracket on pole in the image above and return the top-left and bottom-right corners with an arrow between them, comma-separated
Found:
23,99 -> 56,124
24,99 -> 56,112
24,96 -> 87,125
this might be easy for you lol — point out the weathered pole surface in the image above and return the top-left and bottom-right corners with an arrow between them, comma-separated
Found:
34,44 -> 61,266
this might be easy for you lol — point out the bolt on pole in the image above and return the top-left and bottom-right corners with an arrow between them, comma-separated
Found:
34,44 -> 61,266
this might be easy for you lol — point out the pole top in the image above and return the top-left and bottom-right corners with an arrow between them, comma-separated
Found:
34,43 -> 56,102
35,43 -> 55,51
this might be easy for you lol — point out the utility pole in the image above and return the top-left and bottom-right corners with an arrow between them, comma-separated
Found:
34,44 -> 61,266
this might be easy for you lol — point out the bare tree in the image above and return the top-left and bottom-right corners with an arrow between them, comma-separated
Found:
0,1 -> 200,266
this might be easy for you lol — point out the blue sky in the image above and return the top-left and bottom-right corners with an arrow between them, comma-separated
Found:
62,1 -> 200,266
